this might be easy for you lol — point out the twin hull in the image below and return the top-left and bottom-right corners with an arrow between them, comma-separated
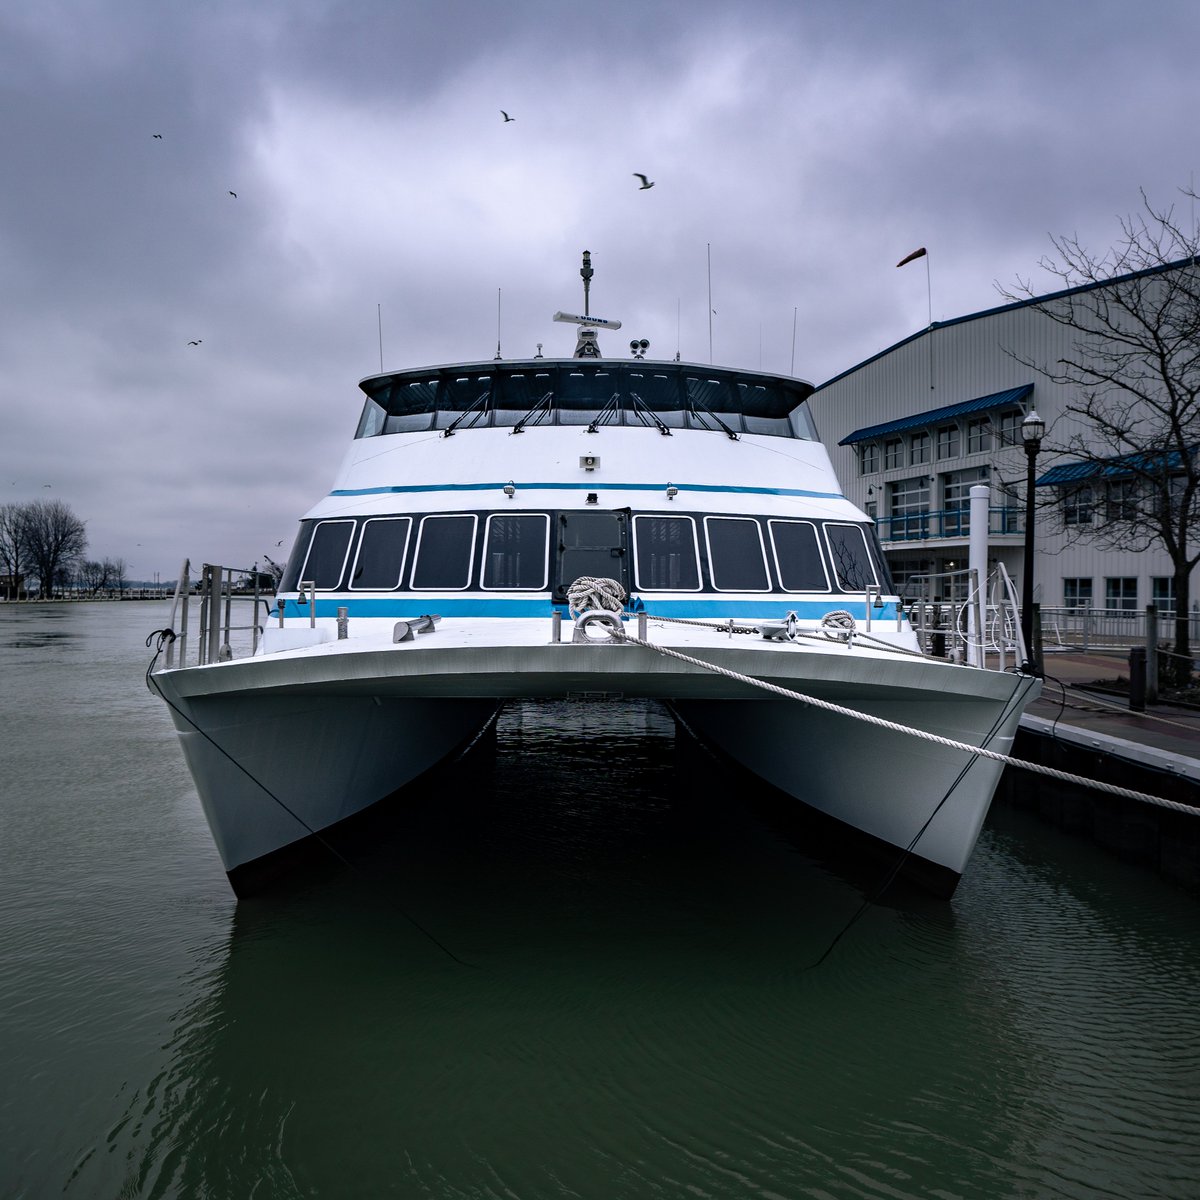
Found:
156,632 -> 1037,896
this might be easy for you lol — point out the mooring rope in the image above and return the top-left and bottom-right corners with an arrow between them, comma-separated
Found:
556,576 -> 1195,820
617,629 -> 1197,814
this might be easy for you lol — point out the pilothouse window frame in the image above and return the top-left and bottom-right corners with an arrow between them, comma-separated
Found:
410,514 -> 479,591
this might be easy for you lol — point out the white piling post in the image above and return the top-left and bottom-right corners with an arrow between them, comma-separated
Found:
968,485 -> 990,668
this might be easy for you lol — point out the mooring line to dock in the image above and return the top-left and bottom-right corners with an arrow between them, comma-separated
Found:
613,630 -> 1199,817
144,631 -> 479,967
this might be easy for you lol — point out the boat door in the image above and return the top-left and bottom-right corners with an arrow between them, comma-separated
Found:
552,509 -> 629,604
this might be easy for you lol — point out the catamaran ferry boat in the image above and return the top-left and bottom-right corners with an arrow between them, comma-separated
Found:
150,253 -> 1041,897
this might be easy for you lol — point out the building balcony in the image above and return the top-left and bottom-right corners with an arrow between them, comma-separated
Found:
875,506 -> 1023,544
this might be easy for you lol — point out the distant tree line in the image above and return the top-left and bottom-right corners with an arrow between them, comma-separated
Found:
0,499 -> 120,599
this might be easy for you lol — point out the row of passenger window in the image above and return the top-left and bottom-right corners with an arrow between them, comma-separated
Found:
282,511 -> 885,595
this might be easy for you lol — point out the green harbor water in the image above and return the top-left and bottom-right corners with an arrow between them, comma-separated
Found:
1,601 -> 1198,1199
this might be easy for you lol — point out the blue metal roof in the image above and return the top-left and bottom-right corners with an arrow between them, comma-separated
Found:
839,384 -> 1033,446
1037,447 -> 1194,487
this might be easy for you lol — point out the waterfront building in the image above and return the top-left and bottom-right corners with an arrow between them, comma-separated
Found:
807,259 -> 1199,641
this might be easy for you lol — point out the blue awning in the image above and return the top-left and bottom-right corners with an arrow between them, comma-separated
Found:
839,384 -> 1033,446
1037,447 -> 1194,487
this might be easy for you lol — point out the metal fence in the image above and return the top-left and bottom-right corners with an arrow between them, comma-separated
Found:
1039,606 -> 1200,653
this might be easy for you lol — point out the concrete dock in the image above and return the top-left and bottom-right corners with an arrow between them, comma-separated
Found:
996,650 -> 1200,890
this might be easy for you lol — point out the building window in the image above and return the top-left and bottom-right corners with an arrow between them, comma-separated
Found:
909,432 -> 930,465
966,417 -> 991,454
888,477 -> 930,541
1105,577 -> 1137,612
936,425 -> 960,460
1152,577 -> 1176,613
1063,578 -> 1092,608
1105,478 -> 1138,521
941,468 -> 988,537
860,443 -> 879,474
1062,485 -> 1093,526
995,409 -> 1023,447
884,438 -> 903,470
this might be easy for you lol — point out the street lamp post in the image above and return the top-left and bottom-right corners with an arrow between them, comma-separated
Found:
1020,409 -> 1045,675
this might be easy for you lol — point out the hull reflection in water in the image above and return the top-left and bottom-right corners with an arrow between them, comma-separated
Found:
71,702 -> 1200,1199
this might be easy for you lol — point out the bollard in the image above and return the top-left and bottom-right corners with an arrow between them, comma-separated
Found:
1128,645 -> 1146,712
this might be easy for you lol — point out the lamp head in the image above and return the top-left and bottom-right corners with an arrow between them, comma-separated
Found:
1021,409 -> 1045,445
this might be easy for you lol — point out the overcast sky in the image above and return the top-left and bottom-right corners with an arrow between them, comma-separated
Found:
3,0 -> 1198,582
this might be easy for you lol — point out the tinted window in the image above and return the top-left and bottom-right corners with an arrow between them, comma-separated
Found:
704,517 -> 769,591
299,520 -> 355,590
349,518 -> 412,590
769,521 -> 828,591
411,515 -> 477,589
825,523 -> 879,591
482,514 -> 549,589
633,516 -> 700,590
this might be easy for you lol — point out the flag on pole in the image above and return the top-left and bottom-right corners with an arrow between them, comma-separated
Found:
896,247 -> 927,268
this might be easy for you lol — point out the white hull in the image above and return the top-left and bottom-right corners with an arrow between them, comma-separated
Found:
154,619 -> 1037,894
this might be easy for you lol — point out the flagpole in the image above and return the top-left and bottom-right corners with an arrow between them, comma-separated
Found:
896,247 -> 933,392
925,251 -> 934,392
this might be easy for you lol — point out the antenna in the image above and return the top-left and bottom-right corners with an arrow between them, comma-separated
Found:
377,303 -> 383,372
675,298 -> 681,362
496,288 -> 502,360
580,250 -> 593,317
790,306 -> 797,375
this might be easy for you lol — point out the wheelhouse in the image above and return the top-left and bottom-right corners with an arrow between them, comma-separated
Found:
354,360 -> 819,440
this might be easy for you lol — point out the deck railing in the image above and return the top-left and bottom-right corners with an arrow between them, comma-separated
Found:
876,505 -> 1021,543
164,561 -> 272,668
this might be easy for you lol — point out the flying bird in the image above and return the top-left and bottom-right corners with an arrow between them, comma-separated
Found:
187,340 -> 202,346
228,191 -> 237,198
500,110 -> 514,122
152,133 -> 162,139
634,173 -> 654,190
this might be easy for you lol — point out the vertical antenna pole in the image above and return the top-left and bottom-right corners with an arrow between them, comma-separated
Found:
676,298 -> 681,362
707,243 -> 713,365
496,288 -> 502,360
377,303 -> 383,372
790,306 -> 797,375
580,250 -> 593,318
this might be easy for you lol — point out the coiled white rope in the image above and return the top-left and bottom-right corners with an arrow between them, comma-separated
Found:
567,576 -> 626,619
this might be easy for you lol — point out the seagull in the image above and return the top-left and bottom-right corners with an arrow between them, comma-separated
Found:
152,133 -> 162,139
187,339 -> 202,346
228,191 -> 237,198
634,173 -> 654,190
500,110 -> 514,122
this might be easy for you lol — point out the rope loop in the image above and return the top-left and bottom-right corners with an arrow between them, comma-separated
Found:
820,610 -> 856,641
567,576 -> 625,620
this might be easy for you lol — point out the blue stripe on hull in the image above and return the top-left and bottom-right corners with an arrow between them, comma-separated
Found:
275,597 -> 898,621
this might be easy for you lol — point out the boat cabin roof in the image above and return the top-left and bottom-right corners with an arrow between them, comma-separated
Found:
356,358 -> 816,438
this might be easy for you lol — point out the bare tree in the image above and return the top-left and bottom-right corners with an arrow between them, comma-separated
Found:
22,499 -> 87,599
1000,190 -> 1200,686
0,503 -> 30,599
106,557 -> 127,595
78,559 -> 109,596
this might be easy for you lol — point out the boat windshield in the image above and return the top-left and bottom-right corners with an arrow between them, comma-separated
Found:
355,360 -> 818,440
